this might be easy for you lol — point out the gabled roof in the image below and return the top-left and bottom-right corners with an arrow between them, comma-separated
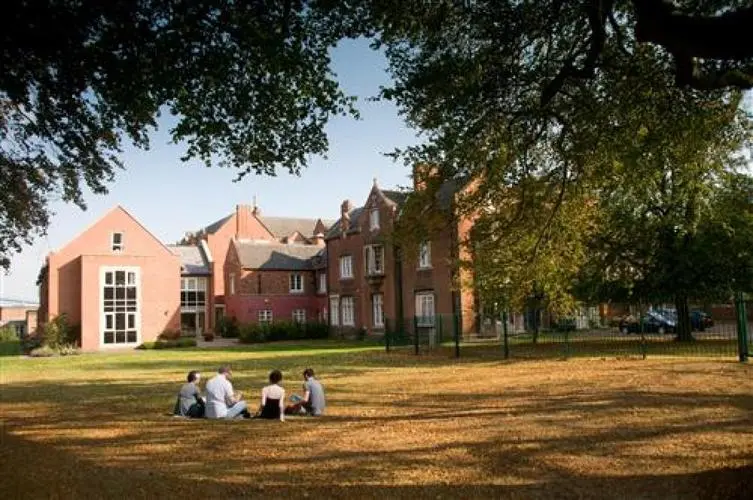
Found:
381,190 -> 409,208
233,240 -> 324,270
168,245 -> 211,275
202,214 -> 232,235
325,206 -> 365,240
260,216 -> 330,239
324,179 -> 464,241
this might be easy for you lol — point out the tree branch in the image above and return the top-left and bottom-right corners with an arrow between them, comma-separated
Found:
633,0 -> 753,61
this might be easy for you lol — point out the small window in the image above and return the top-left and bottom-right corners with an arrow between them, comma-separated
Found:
339,255 -> 353,279
418,241 -> 432,269
370,208 -> 380,231
258,310 -> 273,324
111,232 -> 123,252
318,273 -> 327,294
290,273 -> 304,293
372,293 -> 384,328
292,309 -> 306,323
341,296 -> 355,326
416,292 -> 435,326
365,245 -> 384,275
329,295 -> 340,326
229,273 -> 236,296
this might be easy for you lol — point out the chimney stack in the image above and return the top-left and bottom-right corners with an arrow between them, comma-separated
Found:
340,199 -> 354,235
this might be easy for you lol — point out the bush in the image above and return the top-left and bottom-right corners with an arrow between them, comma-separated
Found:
217,316 -> 240,338
39,314 -> 80,348
58,343 -> 81,356
138,338 -> 197,350
158,329 -> 182,341
553,317 -> 577,332
239,322 -> 267,343
29,345 -> 56,357
0,325 -> 19,342
305,321 -> 330,339
238,320 -> 332,344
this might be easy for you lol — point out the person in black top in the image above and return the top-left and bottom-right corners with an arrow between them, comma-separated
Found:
255,370 -> 286,422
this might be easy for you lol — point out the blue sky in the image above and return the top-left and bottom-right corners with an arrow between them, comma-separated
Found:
0,38 -> 419,302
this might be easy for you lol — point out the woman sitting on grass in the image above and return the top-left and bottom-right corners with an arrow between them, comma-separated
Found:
256,370 -> 285,422
173,370 -> 205,418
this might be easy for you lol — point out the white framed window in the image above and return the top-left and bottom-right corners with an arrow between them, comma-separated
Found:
341,296 -> 355,326
111,232 -> 123,252
292,309 -> 306,323
180,277 -> 207,310
339,255 -> 353,279
329,295 -> 340,326
372,293 -> 384,328
418,241 -> 432,269
290,273 -> 304,293
370,208 -> 380,231
365,245 -> 384,275
229,273 -> 236,295
258,310 -> 273,324
415,292 -> 435,327
101,267 -> 140,346
318,273 -> 327,294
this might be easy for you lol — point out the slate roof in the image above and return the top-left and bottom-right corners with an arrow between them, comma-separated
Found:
202,215 -> 231,235
325,180 -> 465,241
200,213 -> 335,239
325,206 -> 365,240
234,241 -> 324,270
261,217 -> 330,239
168,245 -> 211,275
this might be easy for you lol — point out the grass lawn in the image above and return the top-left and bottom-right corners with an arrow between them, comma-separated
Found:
1,341 -> 752,499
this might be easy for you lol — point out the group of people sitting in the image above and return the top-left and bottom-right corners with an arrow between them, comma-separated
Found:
173,365 -> 326,422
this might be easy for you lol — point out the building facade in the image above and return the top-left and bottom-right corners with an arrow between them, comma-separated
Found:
325,174 -> 480,337
37,204 -> 334,351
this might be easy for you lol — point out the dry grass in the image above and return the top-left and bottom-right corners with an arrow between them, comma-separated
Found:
1,342 -> 752,499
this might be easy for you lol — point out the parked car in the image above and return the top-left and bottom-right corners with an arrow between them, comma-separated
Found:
690,310 -> 714,331
619,311 -> 676,334
652,308 -> 713,331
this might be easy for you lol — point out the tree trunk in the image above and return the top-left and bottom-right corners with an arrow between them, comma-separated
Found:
675,295 -> 694,342
532,308 -> 540,344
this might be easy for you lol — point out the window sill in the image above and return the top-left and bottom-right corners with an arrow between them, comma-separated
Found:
418,266 -> 433,271
339,277 -> 354,281
289,290 -> 305,294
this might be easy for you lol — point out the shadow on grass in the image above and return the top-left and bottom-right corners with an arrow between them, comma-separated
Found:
2,377 -> 753,499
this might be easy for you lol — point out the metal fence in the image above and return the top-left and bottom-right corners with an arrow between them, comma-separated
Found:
382,298 -> 752,361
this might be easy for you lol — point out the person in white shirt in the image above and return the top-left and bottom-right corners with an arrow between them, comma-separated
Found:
204,366 -> 249,419
255,370 -> 286,422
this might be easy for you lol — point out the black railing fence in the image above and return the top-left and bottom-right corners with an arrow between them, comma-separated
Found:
381,299 -> 751,361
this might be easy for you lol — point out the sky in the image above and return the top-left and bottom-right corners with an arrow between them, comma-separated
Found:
0,38 -> 420,303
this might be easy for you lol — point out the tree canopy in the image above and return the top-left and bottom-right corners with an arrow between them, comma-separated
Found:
3,0 -> 753,269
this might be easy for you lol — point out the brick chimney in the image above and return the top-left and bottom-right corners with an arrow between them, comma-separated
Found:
252,195 -> 261,217
413,163 -> 440,191
236,204 -> 252,237
340,199 -> 354,235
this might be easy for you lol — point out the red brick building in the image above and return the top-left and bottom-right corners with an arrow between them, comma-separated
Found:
325,173 -> 479,338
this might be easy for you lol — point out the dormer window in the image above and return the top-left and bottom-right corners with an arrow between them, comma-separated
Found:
370,208 -> 380,231
111,232 -> 123,252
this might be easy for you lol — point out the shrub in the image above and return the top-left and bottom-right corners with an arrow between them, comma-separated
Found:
58,343 -> 81,356
239,322 -> 267,344
305,321 -> 330,339
158,329 -> 182,341
0,325 -> 19,342
137,338 -> 197,350
29,345 -> 56,357
217,316 -> 240,338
